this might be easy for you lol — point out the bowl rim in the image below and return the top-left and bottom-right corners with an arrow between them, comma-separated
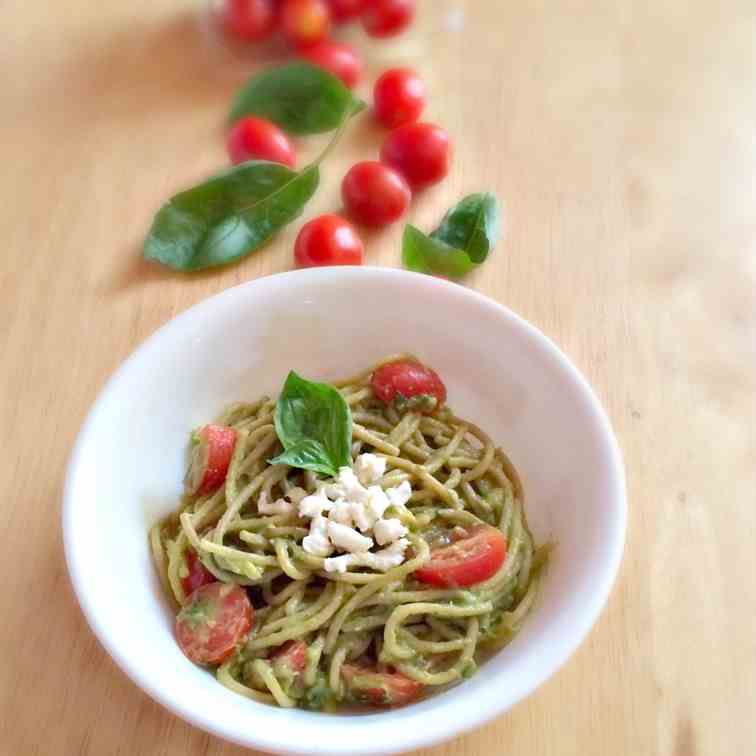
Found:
63,266 -> 626,755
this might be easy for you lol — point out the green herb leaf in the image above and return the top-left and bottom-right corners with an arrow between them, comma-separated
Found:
144,162 -> 319,271
270,371 -> 352,477
430,192 -> 501,264
229,62 -> 365,136
402,224 -> 478,279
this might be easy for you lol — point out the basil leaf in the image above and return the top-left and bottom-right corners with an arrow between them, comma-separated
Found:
402,224 -> 478,279
270,371 -> 352,477
229,62 -> 365,136
144,162 -> 318,271
430,192 -> 501,264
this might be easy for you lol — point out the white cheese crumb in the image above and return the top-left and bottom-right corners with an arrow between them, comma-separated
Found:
373,518 -> 408,546
386,480 -> 412,509
323,554 -> 356,573
298,491 -> 331,519
354,453 -> 387,485
302,514 -> 333,557
365,486 -> 391,523
327,521 -> 374,553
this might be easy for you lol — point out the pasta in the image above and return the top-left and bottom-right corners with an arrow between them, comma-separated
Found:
150,356 -> 549,710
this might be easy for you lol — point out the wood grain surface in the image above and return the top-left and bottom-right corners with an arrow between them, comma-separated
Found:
2,0 -> 755,753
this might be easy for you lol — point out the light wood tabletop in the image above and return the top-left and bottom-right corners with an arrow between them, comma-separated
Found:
2,0 -> 755,753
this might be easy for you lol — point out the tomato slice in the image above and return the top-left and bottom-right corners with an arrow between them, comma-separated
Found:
370,360 -> 446,412
414,525 -> 507,587
180,549 -> 216,596
341,664 -> 422,706
186,424 -> 237,496
272,639 -> 308,674
175,583 -> 253,665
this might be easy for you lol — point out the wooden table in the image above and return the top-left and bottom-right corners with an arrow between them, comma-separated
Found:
3,0 -> 755,753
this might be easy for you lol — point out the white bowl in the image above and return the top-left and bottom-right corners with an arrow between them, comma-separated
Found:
63,267 -> 625,755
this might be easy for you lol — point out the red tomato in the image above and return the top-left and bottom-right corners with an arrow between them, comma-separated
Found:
220,0 -> 277,41
175,583 -> 253,665
294,214 -> 364,267
186,424 -> 238,496
298,40 -> 362,88
361,0 -> 415,37
227,116 -> 296,167
180,550 -> 216,596
272,639 -> 308,673
371,360 -> 447,409
280,0 -> 330,47
415,525 -> 507,587
325,0 -> 365,23
341,161 -> 411,227
373,68 -> 425,128
380,122 -> 452,190
341,664 -> 423,706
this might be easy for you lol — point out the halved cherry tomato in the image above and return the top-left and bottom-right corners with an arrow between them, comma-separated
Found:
373,68 -> 425,128
186,424 -> 238,496
280,0 -> 330,47
380,122 -> 452,190
175,582 -> 253,665
220,0 -> 277,41
341,664 -> 422,706
361,0 -> 415,38
370,360 -> 446,411
227,116 -> 296,167
272,639 -> 308,674
180,549 -> 216,596
298,40 -> 362,88
325,0 -> 365,23
414,525 -> 507,587
294,214 -> 364,267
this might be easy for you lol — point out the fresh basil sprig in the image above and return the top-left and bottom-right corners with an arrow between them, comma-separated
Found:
270,371 -> 352,478
144,162 -> 318,271
229,62 -> 365,135
403,193 -> 502,279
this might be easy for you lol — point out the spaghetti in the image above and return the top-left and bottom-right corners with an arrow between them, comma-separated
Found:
150,356 -> 548,710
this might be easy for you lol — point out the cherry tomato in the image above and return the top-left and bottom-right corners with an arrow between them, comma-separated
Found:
175,582 -> 253,665
186,424 -> 238,496
380,122 -> 452,190
373,68 -> 425,128
415,525 -> 507,587
341,161 -> 411,227
325,0 -> 366,23
280,0 -> 330,47
371,360 -> 447,410
298,40 -> 362,88
180,550 -> 216,596
227,117 -> 296,167
341,664 -> 423,706
272,639 -> 308,674
220,0 -> 277,41
361,0 -> 414,38
294,214 -> 364,267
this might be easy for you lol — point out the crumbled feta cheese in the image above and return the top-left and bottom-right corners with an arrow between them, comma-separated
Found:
323,554 -> 356,573
328,498 -> 353,526
297,455 -> 415,571
302,514 -> 333,557
365,486 -> 391,523
354,453 -> 387,485
373,518 -> 408,545
257,491 -> 297,516
327,521 -> 373,553
386,480 -> 412,509
299,491 -> 331,519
